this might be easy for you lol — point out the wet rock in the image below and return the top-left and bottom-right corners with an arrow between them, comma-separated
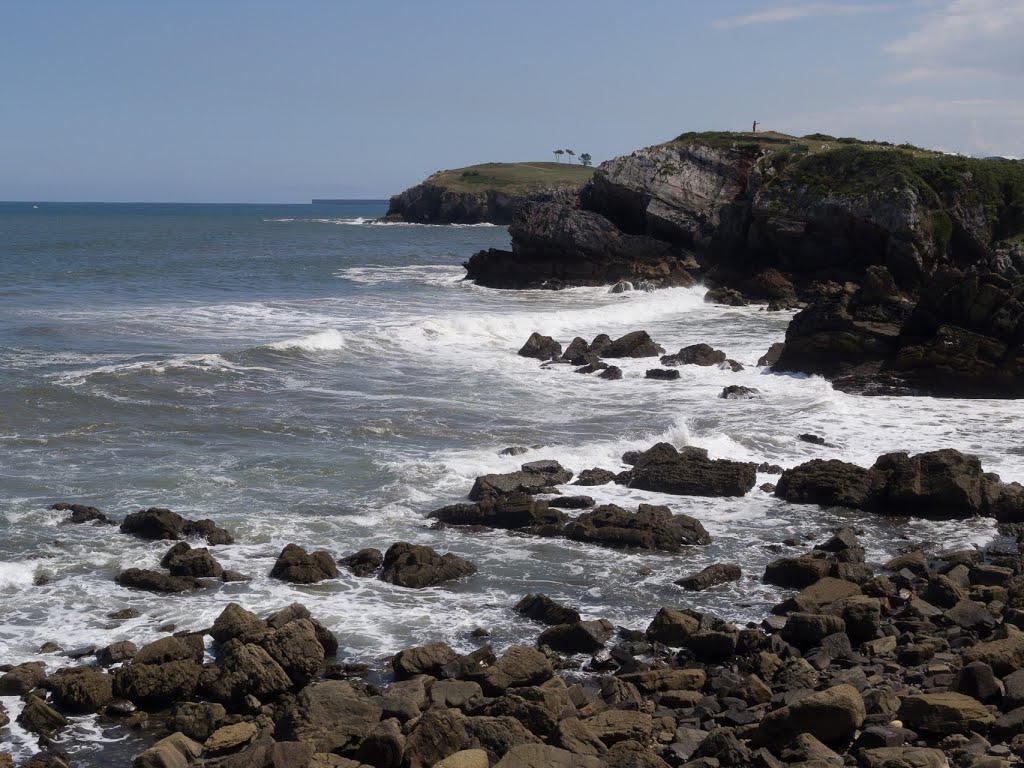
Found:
751,683 -> 866,749
17,696 -> 67,736
403,708 -> 471,768
675,563 -> 741,591
270,544 -> 339,584
757,343 -> 785,367
646,369 -> 681,381
898,691 -> 995,734
514,594 -> 581,626
538,620 -> 614,654
50,502 -> 112,525
133,732 -> 203,768
660,344 -> 727,367
211,603 -> 267,645
565,503 -> 710,551
161,542 -> 224,578
134,635 -> 203,666
646,607 -> 700,646
518,332 -> 563,361
574,469 -> 618,486
115,568 -> 204,593
469,461 -> 574,501
705,287 -> 748,306
339,548 -> 383,577
204,721 -> 259,754
720,385 -> 759,399
499,446 -> 530,457
621,443 -> 756,498
259,618 -> 325,686
431,493 -> 565,529
379,542 -> 476,588
113,658 -> 202,709
96,641 -> 137,667
167,701 -> 227,742
598,365 -> 623,380
475,645 -> 554,695
48,668 -> 113,713
775,459 -> 877,509
274,680 -> 382,754
601,331 -> 664,358
547,495 -> 594,510
0,661 -> 47,695
184,518 -> 233,545
206,640 -> 291,705
763,556 -> 830,588
859,747 -> 950,768
120,507 -> 188,540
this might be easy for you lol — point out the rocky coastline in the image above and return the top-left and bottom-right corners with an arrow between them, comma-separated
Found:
461,132 -> 1024,398
7,427 -> 1024,768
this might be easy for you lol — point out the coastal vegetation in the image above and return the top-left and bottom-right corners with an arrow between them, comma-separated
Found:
424,161 -> 593,194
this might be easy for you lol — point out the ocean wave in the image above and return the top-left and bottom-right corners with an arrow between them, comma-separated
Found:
0,561 -> 35,590
265,328 -> 345,352
336,264 -> 464,286
48,354 -> 274,387
263,217 -> 498,228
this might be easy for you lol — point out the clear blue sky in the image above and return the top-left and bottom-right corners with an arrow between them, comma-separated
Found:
2,1 -> 1021,202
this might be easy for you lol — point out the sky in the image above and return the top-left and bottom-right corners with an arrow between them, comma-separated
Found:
1,0 -> 1021,202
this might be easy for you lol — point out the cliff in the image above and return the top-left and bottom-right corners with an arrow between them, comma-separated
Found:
463,131 -> 1024,396
383,162 -> 593,224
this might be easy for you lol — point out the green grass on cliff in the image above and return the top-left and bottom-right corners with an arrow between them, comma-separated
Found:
668,131 -> 1024,243
423,162 -> 593,194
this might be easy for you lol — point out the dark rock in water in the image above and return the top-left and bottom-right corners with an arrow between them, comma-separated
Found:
660,343 -> 727,367
96,641 -> 137,667
598,365 -> 622,380
167,701 -> 227,743
518,332 -> 562,361
538,619 -> 614,654
47,668 -> 113,714
206,640 -> 292,705
600,331 -> 664,358
575,361 -> 608,374
757,342 -> 785,367
184,518 -> 233,545
705,287 -> 748,306
620,442 -> 757,498
120,507 -> 188,540
574,468 -> 618,486
0,662 -> 46,695
339,548 -> 384,577
758,462 -> 783,474
221,570 -> 249,583
499,446 -> 530,456
775,459 -> 878,509
464,202 -> 696,290
721,385 -> 758,399
393,641 -> 460,680
565,503 -> 710,551
469,460 -> 573,500
514,593 -> 581,626
270,544 -> 339,584
430,492 -> 565,529
764,556 -> 831,588
798,433 -> 827,445
675,563 -> 741,591
646,368 -> 680,380
380,542 -> 476,588
562,336 -> 590,362
724,358 -> 744,371
160,542 -> 224,578
17,696 -> 67,736
590,334 -> 612,354
115,568 -> 204,593
547,495 -> 594,509
50,502 -> 112,525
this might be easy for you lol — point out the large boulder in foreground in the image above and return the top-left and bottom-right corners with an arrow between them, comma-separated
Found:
751,683 -> 865,749
380,542 -> 477,588
565,503 -> 710,551
620,443 -> 757,498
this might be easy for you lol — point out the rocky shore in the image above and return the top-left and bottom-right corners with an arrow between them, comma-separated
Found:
460,132 -> 1024,397
6,422 -> 1024,768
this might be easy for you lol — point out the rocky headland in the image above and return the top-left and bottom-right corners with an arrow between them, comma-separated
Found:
461,132 -> 1024,397
383,163 -> 593,225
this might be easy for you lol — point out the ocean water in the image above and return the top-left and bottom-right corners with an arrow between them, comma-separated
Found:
2,201 -> 1023,762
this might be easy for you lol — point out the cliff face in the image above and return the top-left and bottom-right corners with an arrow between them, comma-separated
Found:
464,132 -> 1024,395
385,184 -> 520,225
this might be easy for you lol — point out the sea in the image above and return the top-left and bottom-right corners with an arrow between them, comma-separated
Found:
2,200 -> 1023,763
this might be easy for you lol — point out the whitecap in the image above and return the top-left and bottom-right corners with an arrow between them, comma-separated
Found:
266,328 -> 346,353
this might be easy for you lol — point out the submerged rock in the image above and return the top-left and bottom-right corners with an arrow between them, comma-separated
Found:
620,442 -> 757,498
379,542 -> 477,588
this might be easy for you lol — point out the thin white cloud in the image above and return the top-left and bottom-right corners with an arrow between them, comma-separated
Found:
713,2 -> 892,29
885,0 -> 1024,80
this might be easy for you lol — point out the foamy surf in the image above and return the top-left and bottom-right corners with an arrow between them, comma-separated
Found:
266,328 -> 346,352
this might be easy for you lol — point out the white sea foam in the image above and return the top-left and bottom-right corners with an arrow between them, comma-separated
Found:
264,217 -> 498,228
49,354 -> 273,387
337,264 -> 464,286
0,561 -> 35,590
266,328 -> 346,352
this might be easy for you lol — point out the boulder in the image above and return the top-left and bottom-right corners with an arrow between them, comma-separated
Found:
574,469 -> 618,486
270,544 -> 339,584
275,680 -> 383,754
430,494 -> 564,529
518,332 -> 562,361
134,636 -> 203,666
600,331 -> 664,358
475,646 -> 554,695
97,641 -> 137,667
493,743 -> 604,768
675,563 -> 741,591
646,607 -> 700,646
469,461 -> 574,501
781,613 -> 846,650
621,443 -> 756,498
113,659 -> 202,710
402,708 -> 471,768
17,696 -> 67,736
167,702 -> 227,743
0,661 -> 47,695
564,503 -> 710,551
259,618 -> 325,686
338,548 -> 383,577
161,542 -> 223,578
120,507 -> 188,540
379,542 -> 476,588
898,692 -> 995,734
763,556 -> 831,588
584,709 -> 653,746
775,459 -> 878,509
51,502 -> 112,525
514,593 -> 581,625
963,626 -> 1024,675
206,640 -> 292,704
660,344 -> 727,367
115,568 -> 204,593
204,722 -> 259,754
132,732 -> 203,768
211,603 -> 267,645
463,715 -> 543,761
47,668 -> 113,713
547,495 -> 594,510
434,751 -> 489,768
646,369 -> 681,380
859,747 -> 951,768
720,385 -> 759,399
751,683 -> 866,749
537,620 -> 614,654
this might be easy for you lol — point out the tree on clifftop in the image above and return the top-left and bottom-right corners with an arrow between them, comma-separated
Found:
580,153 -> 592,166
566,149 -> 576,163
553,149 -> 565,163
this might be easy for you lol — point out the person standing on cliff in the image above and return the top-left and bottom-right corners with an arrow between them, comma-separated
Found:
752,120 -> 758,133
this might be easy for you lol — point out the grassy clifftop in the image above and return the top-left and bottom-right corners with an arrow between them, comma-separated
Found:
668,131 -> 1024,242
423,162 -> 593,195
